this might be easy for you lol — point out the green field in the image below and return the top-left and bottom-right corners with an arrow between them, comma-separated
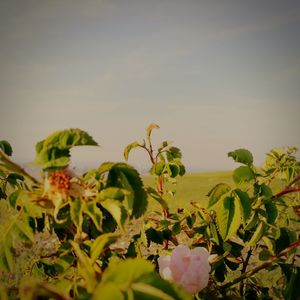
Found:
143,171 -> 233,211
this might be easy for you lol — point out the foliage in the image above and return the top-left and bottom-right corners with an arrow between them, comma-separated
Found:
0,125 -> 299,300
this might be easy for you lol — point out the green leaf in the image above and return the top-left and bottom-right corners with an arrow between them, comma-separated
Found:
106,163 -> 148,218
84,201 -> 103,231
262,236 -> 275,255
165,163 -> 180,178
151,161 -> 165,176
34,128 -> 98,170
245,212 -> 259,231
275,228 -> 297,254
102,258 -> 154,285
232,166 -> 255,184
207,183 -> 231,208
158,140 -> 172,152
8,191 -> 19,208
234,189 -> 251,223
98,187 -> 126,201
166,147 -> 182,161
132,282 -> 175,300
100,199 -> 127,230
172,222 -> 181,234
70,197 -> 83,230
259,249 -> 272,261
69,241 -> 97,292
146,227 -> 164,245
0,140 -> 13,156
15,219 -> 34,242
228,148 -> 253,166
91,233 -> 119,264
93,282 -> 124,300
209,222 -> 220,245
247,221 -> 267,246
124,141 -> 140,161
264,200 -> 278,224
215,196 -> 241,241
6,173 -> 24,186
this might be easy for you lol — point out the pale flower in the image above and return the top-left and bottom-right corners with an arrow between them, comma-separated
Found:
158,245 -> 211,294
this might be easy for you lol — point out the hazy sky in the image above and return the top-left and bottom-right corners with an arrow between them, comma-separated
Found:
0,0 -> 300,172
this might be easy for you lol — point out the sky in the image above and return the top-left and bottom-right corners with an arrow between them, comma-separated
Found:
0,0 -> 300,173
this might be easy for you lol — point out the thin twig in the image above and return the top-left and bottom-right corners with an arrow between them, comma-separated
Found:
220,239 -> 300,291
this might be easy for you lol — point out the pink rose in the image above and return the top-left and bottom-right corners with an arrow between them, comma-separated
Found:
158,245 -> 211,294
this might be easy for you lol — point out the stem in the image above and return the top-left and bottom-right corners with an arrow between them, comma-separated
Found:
239,248 -> 252,296
0,151 -> 40,185
272,188 -> 300,199
220,239 -> 300,291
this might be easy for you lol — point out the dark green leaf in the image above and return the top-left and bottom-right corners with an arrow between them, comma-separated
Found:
0,141 -> 13,156
233,166 -> 255,184
228,148 -> 253,166
145,228 -> 164,245
264,200 -> 278,224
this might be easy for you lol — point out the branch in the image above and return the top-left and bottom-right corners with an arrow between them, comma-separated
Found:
272,188 -> 300,199
220,239 -> 300,291
0,151 -> 40,185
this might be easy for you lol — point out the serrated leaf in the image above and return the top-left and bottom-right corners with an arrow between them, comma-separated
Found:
34,128 -> 98,171
124,141 -> 140,161
234,189 -> 251,223
247,221 -> 267,246
233,166 -> 255,184
166,147 -> 182,161
228,148 -> 253,166
264,200 -> 278,224
91,233 -> 119,263
106,163 -> 148,218
207,183 -> 231,208
215,196 -> 241,241
0,141 -> 13,156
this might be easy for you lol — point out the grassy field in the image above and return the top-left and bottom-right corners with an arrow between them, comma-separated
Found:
143,171 -> 233,212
